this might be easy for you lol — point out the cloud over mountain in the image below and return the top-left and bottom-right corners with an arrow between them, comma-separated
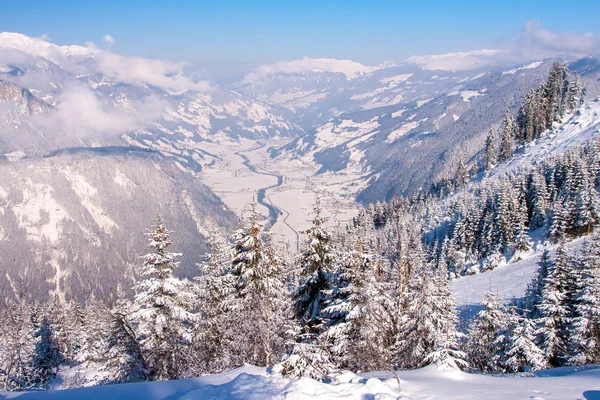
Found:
0,32 -> 210,94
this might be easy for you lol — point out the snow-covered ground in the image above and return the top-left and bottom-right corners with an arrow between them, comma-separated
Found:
451,234 -> 589,323
493,100 -> 600,178
4,364 -> 600,399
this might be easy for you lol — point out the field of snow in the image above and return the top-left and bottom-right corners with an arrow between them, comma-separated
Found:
4,364 -> 600,399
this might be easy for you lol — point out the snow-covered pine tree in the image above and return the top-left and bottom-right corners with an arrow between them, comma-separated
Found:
575,185 -> 600,235
320,236 -> 376,370
421,264 -> 467,370
499,110 -> 516,162
0,297 -> 38,391
528,170 -> 550,230
467,291 -> 508,373
280,196 -> 336,378
395,262 -> 466,370
547,199 -> 569,243
132,216 -> 195,380
456,151 -> 468,188
484,128 -> 496,171
504,314 -> 548,372
30,316 -> 60,388
568,235 -> 600,364
105,295 -> 148,383
192,223 -> 235,374
293,195 -> 335,336
229,202 -> 288,367
523,249 -> 552,318
535,244 -> 571,366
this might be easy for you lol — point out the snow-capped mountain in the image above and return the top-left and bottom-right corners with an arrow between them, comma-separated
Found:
269,58 -> 600,203
0,33 -> 304,162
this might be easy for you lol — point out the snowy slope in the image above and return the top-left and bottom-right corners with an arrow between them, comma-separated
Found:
451,236 -> 589,308
493,99 -> 600,178
4,364 -> 600,399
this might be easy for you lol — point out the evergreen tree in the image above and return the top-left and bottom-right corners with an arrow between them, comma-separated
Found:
535,244 -> 571,366
568,235 -> 600,364
504,314 -> 548,372
467,291 -> 508,372
132,216 -> 195,380
229,202 -> 288,367
395,264 -> 466,369
456,152 -> 468,188
0,298 -> 38,390
484,128 -> 496,171
30,317 -> 60,388
499,110 -> 516,161
106,297 -> 148,383
192,224 -> 235,374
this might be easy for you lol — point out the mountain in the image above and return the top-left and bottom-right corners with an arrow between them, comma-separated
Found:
1,32 -> 600,303
267,58 -> 600,203
0,149 -> 236,302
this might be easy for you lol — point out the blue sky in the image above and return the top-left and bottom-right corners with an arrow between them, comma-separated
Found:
1,0 -> 599,67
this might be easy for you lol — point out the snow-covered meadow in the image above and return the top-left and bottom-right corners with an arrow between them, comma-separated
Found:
3,364 -> 599,399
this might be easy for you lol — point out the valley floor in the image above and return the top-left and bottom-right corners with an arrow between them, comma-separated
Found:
197,139 -> 363,250
3,364 -> 599,399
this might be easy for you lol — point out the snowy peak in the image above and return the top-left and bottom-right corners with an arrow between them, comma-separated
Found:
405,49 -> 506,71
0,32 -> 95,65
242,57 -> 374,83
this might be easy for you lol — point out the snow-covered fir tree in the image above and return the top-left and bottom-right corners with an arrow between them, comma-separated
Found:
484,128 -> 496,171
467,291 -> 509,372
229,202 -> 288,367
192,223 -> 236,374
504,312 -> 548,372
280,195 -> 336,378
395,262 -> 466,370
535,244 -> 571,366
132,216 -> 195,380
568,235 -> 600,364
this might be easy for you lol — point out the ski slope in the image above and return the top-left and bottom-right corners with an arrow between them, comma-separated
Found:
3,364 -> 600,400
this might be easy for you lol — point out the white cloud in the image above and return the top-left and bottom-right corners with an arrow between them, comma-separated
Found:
32,85 -> 166,139
102,34 -> 115,46
0,32 -> 210,94
405,20 -> 600,71
513,20 -> 600,60
93,52 -> 211,93
243,57 -> 373,83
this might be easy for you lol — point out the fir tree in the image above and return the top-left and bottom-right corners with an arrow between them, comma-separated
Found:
484,128 -> 496,171
568,235 -> 600,364
504,314 -> 548,372
535,244 -> 571,366
132,216 -> 195,380
467,291 -> 508,372
229,202 -> 288,367
499,110 -> 516,161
